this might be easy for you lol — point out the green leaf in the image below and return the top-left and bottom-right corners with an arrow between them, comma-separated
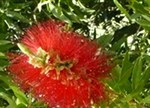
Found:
144,0 -> 150,6
113,0 -> 130,19
135,66 -> 150,93
63,9 -> 80,23
16,103 -> 27,108
144,54 -> 150,64
111,65 -> 121,80
96,35 -> 112,47
5,11 -> 30,23
107,65 -> 122,92
0,73 -> 28,106
51,6 -> 71,24
46,1 -> 55,12
10,86 -> 28,105
4,18 -> 22,34
120,52 -> 132,81
111,36 -> 127,51
0,40 -> 11,45
0,59 -> 9,67
0,33 -> 10,40
0,15 -> 7,33
136,19 -> 150,27
131,57 -> 142,90
0,52 -> 7,59
141,95 -> 150,104
0,73 -> 13,86
72,0 -> 95,13
0,88 -> 16,107
11,2 -> 33,10
67,5 -> 85,19
0,44 -> 14,52
132,1 -> 150,17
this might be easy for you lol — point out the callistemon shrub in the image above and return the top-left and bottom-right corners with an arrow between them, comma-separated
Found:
7,20 -> 112,108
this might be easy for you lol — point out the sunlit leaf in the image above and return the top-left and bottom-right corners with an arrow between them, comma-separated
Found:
0,40 -> 11,45
131,57 -> 142,90
0,88 -> 16,107
141,95 -> 150,104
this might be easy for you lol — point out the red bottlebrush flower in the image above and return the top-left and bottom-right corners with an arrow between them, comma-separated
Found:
7,20 -> 112,108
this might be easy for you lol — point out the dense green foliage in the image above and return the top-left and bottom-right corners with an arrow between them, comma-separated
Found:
0,0 -> 150,107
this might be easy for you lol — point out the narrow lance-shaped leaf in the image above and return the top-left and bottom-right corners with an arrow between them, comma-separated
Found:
5,11 -> 31,23
0,40 -> 11,45
113,0 -> 130,20
131,57 -> 142,90
119,52 -> 133,84
134,66 -> 150,93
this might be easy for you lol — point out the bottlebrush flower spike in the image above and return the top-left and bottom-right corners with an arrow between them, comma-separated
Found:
7,20 -> 112,108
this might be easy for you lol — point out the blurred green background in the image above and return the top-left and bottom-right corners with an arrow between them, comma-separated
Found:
0,0 -> 150,107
